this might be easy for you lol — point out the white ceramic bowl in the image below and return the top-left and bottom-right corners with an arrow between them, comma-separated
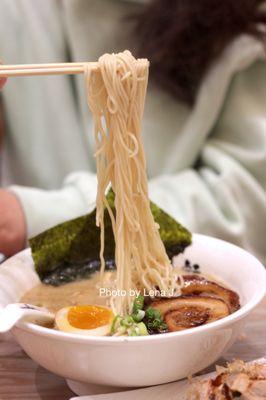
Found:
0,234 -> 265,394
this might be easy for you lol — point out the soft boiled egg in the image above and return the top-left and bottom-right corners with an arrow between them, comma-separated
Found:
55,305 -> 114,336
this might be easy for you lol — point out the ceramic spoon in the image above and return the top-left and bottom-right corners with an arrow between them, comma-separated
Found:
0,303 -> 55,333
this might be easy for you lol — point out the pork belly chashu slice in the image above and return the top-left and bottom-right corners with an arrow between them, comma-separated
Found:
151,296 -> 230,331
149,275 -> 239,332
182,275 -> 240,313
188,360 -> 266,400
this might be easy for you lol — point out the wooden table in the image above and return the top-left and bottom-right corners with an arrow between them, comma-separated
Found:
0,297 -> 265,400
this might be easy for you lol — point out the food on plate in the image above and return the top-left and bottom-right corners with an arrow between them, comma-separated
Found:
188,360 -> 266,399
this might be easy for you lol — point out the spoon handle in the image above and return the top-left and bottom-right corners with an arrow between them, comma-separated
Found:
0,303 -> 54,333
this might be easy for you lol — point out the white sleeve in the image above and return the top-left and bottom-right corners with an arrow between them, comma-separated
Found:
149,58 -> 266,264
9,172 -> 97,238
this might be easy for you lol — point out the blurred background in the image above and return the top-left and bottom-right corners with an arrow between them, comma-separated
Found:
0,0 -> 265,263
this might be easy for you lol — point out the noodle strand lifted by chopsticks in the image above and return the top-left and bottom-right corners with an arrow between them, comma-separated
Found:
85,51 -> 181,315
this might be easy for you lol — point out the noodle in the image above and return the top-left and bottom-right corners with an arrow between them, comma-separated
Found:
85,51 -> 181,315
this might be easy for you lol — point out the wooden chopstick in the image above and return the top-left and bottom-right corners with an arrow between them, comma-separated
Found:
0,62 -> 98,77
0,59 -> 149,78
1,62 -> 87,69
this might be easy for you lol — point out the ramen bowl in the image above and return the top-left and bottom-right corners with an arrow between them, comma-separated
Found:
0,234 -> 265,395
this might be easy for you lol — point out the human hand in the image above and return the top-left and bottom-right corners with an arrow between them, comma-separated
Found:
0,190 -> 26,256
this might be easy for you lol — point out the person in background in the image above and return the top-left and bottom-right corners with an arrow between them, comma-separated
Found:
0,0 -> 265,262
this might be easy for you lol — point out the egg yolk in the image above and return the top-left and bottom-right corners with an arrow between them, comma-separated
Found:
67,305 -> 113,330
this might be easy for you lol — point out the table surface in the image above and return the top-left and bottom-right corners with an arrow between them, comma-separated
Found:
0,296 -> 265,400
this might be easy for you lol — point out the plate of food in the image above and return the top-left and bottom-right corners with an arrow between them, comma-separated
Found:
69,358 -> 266,399
0,51 -> 265,396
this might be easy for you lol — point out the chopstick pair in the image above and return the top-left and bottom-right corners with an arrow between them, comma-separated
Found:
0,58 -> 149,78
0,62 -> 98,77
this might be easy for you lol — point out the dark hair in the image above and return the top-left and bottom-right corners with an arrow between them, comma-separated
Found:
134,0 -> 266,104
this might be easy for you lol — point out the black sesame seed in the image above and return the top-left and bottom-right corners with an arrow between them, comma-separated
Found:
193,264 -> 200,270
185,259 -> 191,267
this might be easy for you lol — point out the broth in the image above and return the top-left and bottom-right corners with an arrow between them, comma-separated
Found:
21,268 -> 226,314
21,271 -> 114,314
21,269 -> 240,334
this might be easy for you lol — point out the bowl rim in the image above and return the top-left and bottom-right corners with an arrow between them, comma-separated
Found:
10,234 -> 266,345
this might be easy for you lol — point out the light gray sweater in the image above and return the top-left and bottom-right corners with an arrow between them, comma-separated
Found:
0,0 -> 265,262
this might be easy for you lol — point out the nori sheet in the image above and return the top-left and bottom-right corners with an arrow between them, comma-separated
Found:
30,190 -> 192,283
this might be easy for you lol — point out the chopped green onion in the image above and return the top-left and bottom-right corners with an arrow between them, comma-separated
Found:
137,322 -> 148,336
132,295 -> 144,314
132,309 -> 145,322
110,315 -> 122,334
